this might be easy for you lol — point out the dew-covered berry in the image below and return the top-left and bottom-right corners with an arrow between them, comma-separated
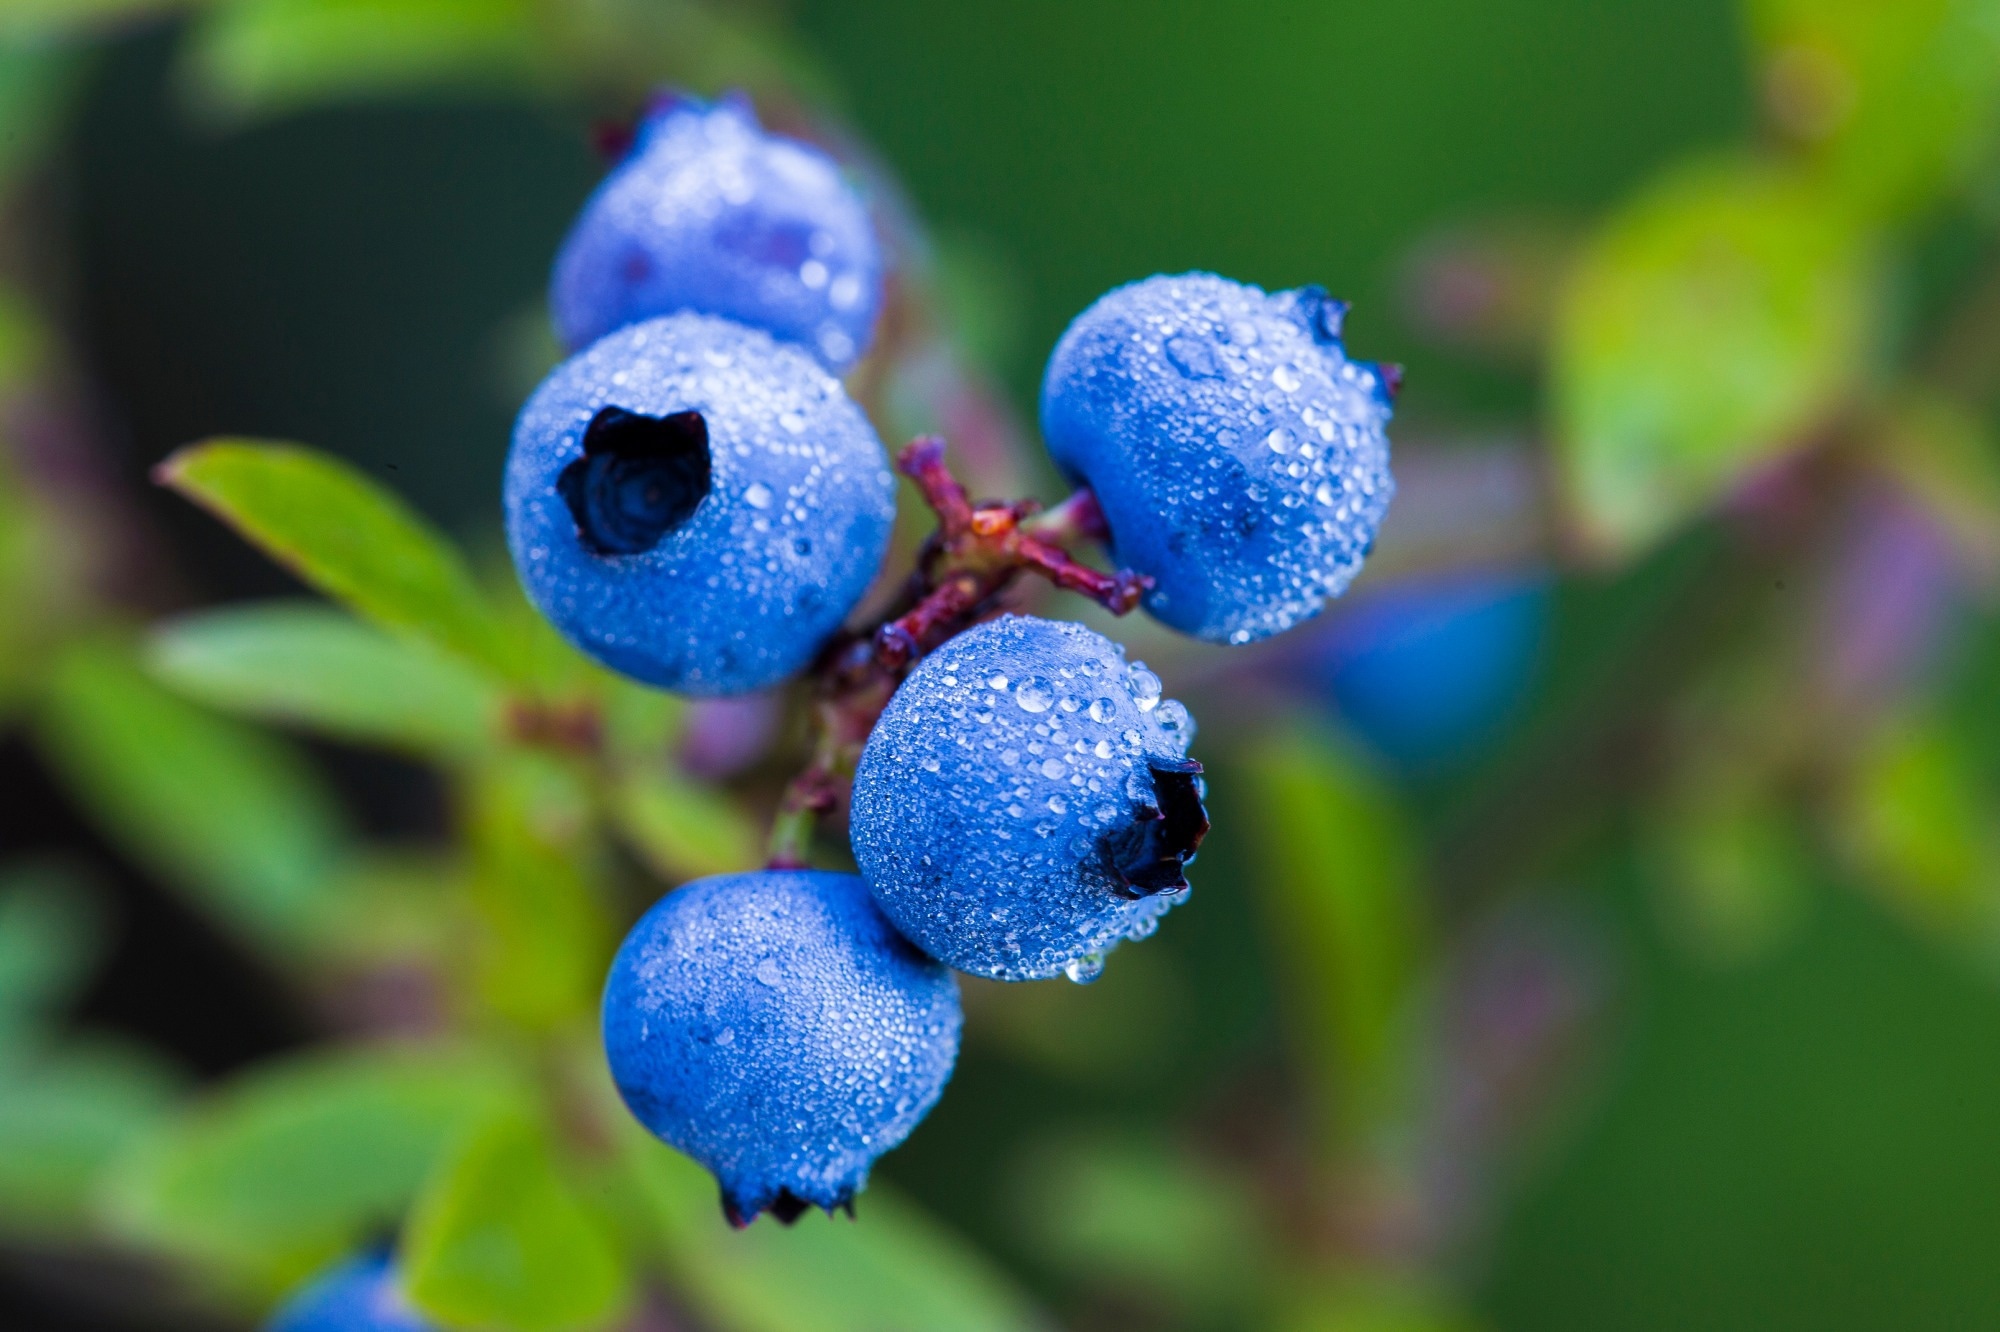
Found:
505,313 -> 895,695
602,869 -> 960,1225
552,93 -> 883,371
850,615 -> 1207,983
1039,272 -> 1396,644
267,1253 -> 431,1332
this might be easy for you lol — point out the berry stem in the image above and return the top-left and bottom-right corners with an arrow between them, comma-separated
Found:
761,437 -> 1152,868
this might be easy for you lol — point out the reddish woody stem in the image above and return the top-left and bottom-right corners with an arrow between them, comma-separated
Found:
763,436 -> 1151,867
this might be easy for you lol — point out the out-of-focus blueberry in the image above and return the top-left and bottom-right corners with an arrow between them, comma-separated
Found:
552,93 -> 883,371
1315,566 -> 1550,771
267,1253 -> 431,1332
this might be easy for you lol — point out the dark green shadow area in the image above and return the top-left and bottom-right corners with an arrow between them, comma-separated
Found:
1482,880 -> 2000,1332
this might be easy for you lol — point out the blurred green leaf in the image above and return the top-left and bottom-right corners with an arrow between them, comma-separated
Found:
0,860 -> 103,1055
1747,0 -> 2000,220
1869,389 -> 2000,587
1008,1132 -> 1265,1314
179,0 -> 550,123
35,637 -> 348,953
0,1038 -> 182,1238
1837,713 -> 2000,945
156,440 -> 513,680
463,755 -> 611,1030
404,1111 -> 630,1332
1245,732 -> 1425,1145
610,766 -> 761,882
627,1128 -> 1042,1332
1553,156 -> 1877,559
149,601 -> 499,760
106,1043 -> 518,1300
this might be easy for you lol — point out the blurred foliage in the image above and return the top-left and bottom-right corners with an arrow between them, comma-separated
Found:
0,1 -> 1997,1331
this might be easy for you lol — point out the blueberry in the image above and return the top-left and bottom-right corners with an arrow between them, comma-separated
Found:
552,93 -> 884,371
602,869 -> 961,1225
1039,272 -> 1397,644
849,615 -> 1208,983
267,1253 -> 431,1332
1316,566 -> 1551,772
505,313 -> 895,695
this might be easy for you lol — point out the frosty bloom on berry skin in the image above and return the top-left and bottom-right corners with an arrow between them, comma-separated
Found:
850,615 -> 1208,983
1040,272 -> 1397,645
504,312 -> 895,695
551,93 -> 884,371
267,1253 -> 433,1332
602,870 -> 961,1225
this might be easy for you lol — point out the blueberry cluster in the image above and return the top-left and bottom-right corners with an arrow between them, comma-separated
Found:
498,93 -> 1396,1227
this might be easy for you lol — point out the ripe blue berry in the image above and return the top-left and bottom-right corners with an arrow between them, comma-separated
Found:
551,93 -> 883,371
267,1253 -> 431,1332
602,869 -> 961,1225
504,313 -> 895,695
850,615 -> 1208,983
1039,272 -> 1397,644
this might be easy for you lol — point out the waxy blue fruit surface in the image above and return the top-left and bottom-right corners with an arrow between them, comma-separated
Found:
1041,272 -> 1396,644
504,313 -> 894,695
851,615 -> 1204,982
602,870 -> 961,1223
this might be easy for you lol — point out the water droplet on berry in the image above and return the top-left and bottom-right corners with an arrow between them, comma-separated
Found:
987,673 -> 1010,691
1064,953 -> 1106,984
1088,697 -> 1117,723
1127,666 -> 1162,711
1015,678 -> 1054,712
754,958 -> 782,986
744,482 -> 773,509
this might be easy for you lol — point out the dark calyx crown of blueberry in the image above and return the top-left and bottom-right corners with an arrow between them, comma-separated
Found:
724,1188 -> 851,1229
1103,756 -> 1210,897
558,405 -> 712,556
1292,282 -> 1403,400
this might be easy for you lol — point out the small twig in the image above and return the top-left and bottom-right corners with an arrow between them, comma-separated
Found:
761,436 -> 1151,867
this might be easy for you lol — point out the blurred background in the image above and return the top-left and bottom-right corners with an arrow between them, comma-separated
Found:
4,2 -> 2000,1331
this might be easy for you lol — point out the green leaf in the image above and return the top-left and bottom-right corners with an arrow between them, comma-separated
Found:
105,1043 -> 517,1299
1836,714 -> 2000,945
627,1130 -> 1042,1332
1553,156 -> 1877,559
462,756 -> 612,1030
0,860 -> 104,1054
403,1112 -> 630,1332
178,0 -> 550,123
1243,732 -> 1424,1147
1747,0 -> 2000,220
610,767 -> 761,883
35,637 -> 348,953
149,601 -> 499,760
0,1038 -> 182,1238
156,440 -> 512,679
